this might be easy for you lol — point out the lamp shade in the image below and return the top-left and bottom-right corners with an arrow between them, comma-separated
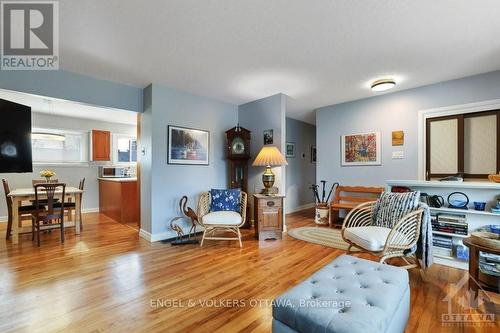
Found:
252,146 -> 288,167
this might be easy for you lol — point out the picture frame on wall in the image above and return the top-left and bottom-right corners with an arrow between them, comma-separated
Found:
341,132 -> 381,166
167,125 -> 210,165
263,129 -> 273,145
286,142 -> 295,158
310,145 -> 317,163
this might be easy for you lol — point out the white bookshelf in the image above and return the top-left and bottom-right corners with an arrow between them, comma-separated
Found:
386,179 -> 500,270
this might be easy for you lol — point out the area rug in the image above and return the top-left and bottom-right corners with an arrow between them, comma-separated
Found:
287,226 -> 357,251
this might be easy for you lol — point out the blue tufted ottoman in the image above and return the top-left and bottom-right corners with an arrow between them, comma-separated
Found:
272,255 -> 410,333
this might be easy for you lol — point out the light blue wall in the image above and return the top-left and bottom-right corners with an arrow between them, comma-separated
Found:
140,84 -> 238,238
316,70 -> 500,187
238,94 -> 287,221
285,118 -> 316,212
0,70 -> 143,112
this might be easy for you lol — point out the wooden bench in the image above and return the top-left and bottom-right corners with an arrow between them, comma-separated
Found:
330,185 -> 385,227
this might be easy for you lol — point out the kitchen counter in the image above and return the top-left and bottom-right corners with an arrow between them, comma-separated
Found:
99,178 -> 139,225
98,177 -> 137,182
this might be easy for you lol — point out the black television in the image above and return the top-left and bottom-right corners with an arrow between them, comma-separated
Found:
0,98 -> 32,173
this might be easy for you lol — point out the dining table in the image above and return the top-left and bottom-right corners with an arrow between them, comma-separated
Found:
8,186 -> 83,244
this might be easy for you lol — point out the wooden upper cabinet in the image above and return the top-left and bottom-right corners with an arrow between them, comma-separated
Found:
92,130 -> 111,161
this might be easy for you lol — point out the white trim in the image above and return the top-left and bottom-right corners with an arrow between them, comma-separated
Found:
417,98 -> 500,180
386,179 -> 500,190
139,229 -> 179,242
33,162 -> 91,167
285,202 -> 315,214
82,207 -> 100,214
139,228 -> 152,241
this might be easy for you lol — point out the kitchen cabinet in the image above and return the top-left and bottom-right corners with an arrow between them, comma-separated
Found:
99,178 -> 139,225
92,130 -> 111,161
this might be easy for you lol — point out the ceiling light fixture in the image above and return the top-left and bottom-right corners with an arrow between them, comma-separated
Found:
32,132 -> 66,141
371,79 -> 396,92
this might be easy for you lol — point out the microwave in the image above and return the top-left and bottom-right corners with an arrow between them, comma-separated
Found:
99,166 -> 126,178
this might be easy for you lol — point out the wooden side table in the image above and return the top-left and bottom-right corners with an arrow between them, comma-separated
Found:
462,237 -> 500,305
253,194 -> 284,240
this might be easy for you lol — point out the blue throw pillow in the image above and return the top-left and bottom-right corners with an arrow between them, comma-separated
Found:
210,189 -> 241,212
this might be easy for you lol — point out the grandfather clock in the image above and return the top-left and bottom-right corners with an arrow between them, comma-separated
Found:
225,125 -> 251,227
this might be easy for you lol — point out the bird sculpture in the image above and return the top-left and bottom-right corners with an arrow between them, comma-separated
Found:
168,196 -> 202,245
169,216 -> 184,242
180,195 -> 203,239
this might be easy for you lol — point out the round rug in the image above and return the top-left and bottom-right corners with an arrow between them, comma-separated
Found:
287,226 -> 356,251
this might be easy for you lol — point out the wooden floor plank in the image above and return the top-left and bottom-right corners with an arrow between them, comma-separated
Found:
0,209 -> 498,332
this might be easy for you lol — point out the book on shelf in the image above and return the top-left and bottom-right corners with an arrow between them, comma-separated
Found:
433,246 -> 453,257
432,215 -> 468,235
432,227 -> 468,235
437,216 -> 467,224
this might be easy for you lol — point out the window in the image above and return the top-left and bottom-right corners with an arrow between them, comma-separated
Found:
32,128 -> 88,164
426,110 -> 500,179
31,128 -> 88,163
114,135 -> 137,164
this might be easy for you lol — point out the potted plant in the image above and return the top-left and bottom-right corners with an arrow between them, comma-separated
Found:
39,170 -> 56,182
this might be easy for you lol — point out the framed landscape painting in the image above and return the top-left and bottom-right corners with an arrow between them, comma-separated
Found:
167,125 -> 210,165
341,132 -> 381,166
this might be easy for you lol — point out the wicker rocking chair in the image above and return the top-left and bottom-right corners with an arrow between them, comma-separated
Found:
197,191 -> 247,247
341,201 -> 424,270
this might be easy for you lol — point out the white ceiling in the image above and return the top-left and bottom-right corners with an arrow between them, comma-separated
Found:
0,89 -> 137,125
59,0 -> 500,124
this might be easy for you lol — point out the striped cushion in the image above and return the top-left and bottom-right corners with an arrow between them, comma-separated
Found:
372,191 -> 420,228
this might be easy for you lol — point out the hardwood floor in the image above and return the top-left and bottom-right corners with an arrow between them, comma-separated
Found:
0,209 -> 498,333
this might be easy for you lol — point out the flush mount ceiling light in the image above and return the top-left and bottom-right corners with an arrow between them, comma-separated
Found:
32,132 -> 66,141
371,79 -> 396,92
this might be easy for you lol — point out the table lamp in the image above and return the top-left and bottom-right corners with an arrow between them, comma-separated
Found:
252,146 -> 288,196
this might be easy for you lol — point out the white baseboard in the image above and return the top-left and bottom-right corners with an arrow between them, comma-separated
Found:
82,207 -> 100,214
139,228 -> 152,241
139,229 -> 175,242
285,202 -> 315,214
0,207 -> 100,223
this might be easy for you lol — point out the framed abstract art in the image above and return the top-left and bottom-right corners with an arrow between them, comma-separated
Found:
341,132 -> 381,166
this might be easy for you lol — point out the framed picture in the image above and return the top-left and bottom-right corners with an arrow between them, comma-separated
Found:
341,132 -> 381,166
286,142 -> 295,158
392,130 -> 404,146
167,125 -> 210,165
263,129 -> 273,145
310,145 -> 317,163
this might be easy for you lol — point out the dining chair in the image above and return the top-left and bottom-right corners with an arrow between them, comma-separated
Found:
54,178 -> 85,230
2,179 -> 45,240
31,183 -> 66,246
31,179 -> 60,206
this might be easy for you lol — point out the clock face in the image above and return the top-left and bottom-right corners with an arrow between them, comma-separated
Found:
231,137 -> 245,154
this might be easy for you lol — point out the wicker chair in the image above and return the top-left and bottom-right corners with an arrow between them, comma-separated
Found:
341,201 -> 423,269
197,191 -> 247,247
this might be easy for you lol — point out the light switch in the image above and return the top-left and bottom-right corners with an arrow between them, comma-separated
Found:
392,151 -> 404,159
